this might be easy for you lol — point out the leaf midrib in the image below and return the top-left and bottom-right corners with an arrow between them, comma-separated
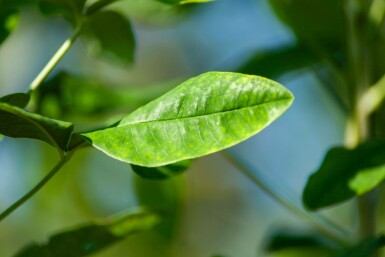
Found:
119,97 -> 292,127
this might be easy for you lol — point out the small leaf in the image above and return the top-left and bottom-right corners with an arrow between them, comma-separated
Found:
0,102 -> 73,150
238,44 -> 318,78
82,72 -> 294,167
303,140 -> 385,210
131,159 -> 192,180
0,9 -> 19,45
13,209 -> 161,257
85,0 -> 120,15
82,10 -> 135,65
38,0 -> 86,25
332,235 -> 385,257
0,92 -> 30,108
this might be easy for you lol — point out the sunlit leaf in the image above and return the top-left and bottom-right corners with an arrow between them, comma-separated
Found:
82,72 -> 294,167
0,92 -> 30,108
238,43 -> 318,78
38,0 -> 86,25
332,235 -> 385,257
131,159 -> 192,180
0,102 -> 73,150
303,140 -> 385,210
82,10 -> 135,65
13,209 -> 162,257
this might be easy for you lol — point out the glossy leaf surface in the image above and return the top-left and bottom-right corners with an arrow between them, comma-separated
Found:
131,160 -> 191,180
0,102 -> 73,149
303,141 -> 385,210
83,72 -> 294,166
0,92 -> 30,108
14,210 -> 161,257
82,11 -> 135,65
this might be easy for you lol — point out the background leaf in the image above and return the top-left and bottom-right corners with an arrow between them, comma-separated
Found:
13,209 -> 161,257
83,72 -> 293,167
237,43 -> 318,78
0,92 -> 30,108
0,102 -> 73,150
331,236 -> 385,257
82,10 -> 135,65
303,140 -> 385,210
131,159 -> 192,180
0,8 -> 19,45
38,0 -> 86,26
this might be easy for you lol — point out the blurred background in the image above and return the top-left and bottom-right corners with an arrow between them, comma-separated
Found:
0,0 -> 351,256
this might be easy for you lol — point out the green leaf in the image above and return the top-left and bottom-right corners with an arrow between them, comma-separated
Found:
38,0 -> 86,25
265,230 -> 338,252
303,140 -> 385,210
82,72 -> 294,167
82,10 -> 135,65
131,159 -> 191,180
269,0 -> 344,49
237,44 -> 318,78
0,102 -> 73,150
0,9 -> 19,45
13,209 -> 161,257
84,0 -> 120,15
332,236 -> 385,257
156,0 -> 213,5
0,92 -> 30,108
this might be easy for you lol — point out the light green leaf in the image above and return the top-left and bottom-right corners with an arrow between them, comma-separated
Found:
131,159 -> 191,180
82,10 -> 135,65
0,102 -> 73,150
0,92 -> 30,108
13,209 -> 161,257
303,140 -> 385,210
82,72 -> 293,166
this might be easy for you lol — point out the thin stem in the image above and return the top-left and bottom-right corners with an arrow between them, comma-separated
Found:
29,28 -> 82,92
0,154 -> 72,223
222,151 -> 351,247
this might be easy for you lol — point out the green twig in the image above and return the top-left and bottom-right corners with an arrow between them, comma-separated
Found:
29,28 -> 82,92
222,151 -> 351,247
0,154 -> 72,223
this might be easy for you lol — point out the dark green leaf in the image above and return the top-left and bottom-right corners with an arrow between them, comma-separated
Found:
303,140 -> 385,210
0,92 -> 30,108
332,235 -> 385,257
0,9 -> 19,45
84,0 -> 120,15
38,0 -> 86,25
13,209 -> 161,257
156,0 -> 213,5
269,0 -> 344,49
237,43 -> 319,78
83,72 -> 293,167
82,10 -> 135,65
266,231 -> 336,252
0,102 -> 73,150
131,159 -> 191,180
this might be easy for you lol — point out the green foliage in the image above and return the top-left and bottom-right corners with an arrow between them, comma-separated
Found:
332,236 -> 385,257
303,141 -> 385,210
131,160 -> 192,180
82,72 -> 293,167
0,93 -> 30,108
81,10 -> 136,65
0,102 -> 73,150
13,209 -> 161,257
